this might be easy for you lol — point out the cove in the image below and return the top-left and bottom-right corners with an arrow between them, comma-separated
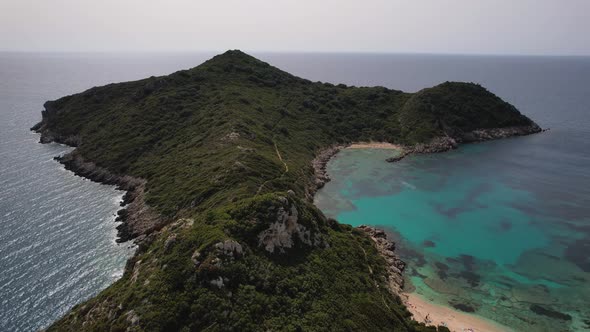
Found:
315,142 -> 590,332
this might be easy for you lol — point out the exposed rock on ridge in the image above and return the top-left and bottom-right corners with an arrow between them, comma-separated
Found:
257,196 -> 326,254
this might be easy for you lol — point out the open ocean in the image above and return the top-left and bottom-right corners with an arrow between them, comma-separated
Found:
1,52 -> 589,331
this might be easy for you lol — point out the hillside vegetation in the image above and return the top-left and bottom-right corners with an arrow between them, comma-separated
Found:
34,50 -> 537,331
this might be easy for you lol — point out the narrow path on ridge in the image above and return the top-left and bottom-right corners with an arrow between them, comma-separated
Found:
359,242 -> 392,311
274,142 -> 288,173
255,100 -> 292,196
255,141 -> 289,195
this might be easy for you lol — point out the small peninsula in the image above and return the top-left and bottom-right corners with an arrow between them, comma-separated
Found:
33,50 -> 540,331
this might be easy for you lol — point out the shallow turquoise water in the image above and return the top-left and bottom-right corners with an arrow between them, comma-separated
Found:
315,142 -> 590,331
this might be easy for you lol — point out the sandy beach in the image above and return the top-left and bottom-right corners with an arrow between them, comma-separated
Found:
405,293 -> 511,332
347,142 -> 403,149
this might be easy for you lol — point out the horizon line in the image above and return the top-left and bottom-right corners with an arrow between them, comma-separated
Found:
1,49 -> 589,58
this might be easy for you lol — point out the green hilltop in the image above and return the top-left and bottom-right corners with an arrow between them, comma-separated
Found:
34,50 -> 539,331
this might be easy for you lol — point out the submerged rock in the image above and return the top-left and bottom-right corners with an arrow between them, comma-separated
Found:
424,276 -> 464,296
511,285 -> 553,304
530,305 -> 572,321
423,240 -> 436,248
457,270 -> 481,287
451,302 -> 477,313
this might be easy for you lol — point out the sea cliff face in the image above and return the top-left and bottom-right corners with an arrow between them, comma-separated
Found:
32,114 -> 165,243
55,151 -> 162,242
31,103 -> 81,146
33,50 -> 540,331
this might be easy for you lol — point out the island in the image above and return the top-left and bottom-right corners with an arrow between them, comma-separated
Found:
32,50 -> 540,331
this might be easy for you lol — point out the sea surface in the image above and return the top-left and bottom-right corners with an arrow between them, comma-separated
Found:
0,52 -> 589,331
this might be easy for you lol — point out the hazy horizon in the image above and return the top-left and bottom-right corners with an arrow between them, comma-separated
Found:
2,50 -> 590,58
1,0 -> 589,56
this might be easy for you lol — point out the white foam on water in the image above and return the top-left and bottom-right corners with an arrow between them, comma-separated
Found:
401,181 -> 416,190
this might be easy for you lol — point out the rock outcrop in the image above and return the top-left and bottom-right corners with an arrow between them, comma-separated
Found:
307,145 -> 345,199
257,197 -> 324,254
32,100 -> 164,243
357,225 -> 406,296
214,240 -> 244,259
46,150 -> 162,243
386,124 -> 543,163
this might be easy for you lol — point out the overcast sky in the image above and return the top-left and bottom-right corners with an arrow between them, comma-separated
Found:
1,0 -> 588,55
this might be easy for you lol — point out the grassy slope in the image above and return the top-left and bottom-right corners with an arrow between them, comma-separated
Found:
41,51 -> 533,331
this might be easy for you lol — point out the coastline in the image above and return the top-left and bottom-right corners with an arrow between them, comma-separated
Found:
404,292 -> 511,332
310,125 -> 545,195
348,142 -> 403,149
359,223 -> 511,332
308,142 -> 403,199
386,125 -> 543,163
32,121 -> 163,244
56,151 -> 163,243
311,135 -> 545,331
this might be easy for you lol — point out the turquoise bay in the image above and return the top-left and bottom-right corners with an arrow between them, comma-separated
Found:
315,139 -> 590,332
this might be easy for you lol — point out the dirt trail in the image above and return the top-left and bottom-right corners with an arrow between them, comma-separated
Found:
255,141 -> 289,195
255,103 -> 290,196
274,142 -> 288,173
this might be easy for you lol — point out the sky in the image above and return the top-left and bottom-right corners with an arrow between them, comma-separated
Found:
0,0 -> 589,55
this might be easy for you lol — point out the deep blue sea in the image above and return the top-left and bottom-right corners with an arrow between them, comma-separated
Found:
1,52 -> 589,331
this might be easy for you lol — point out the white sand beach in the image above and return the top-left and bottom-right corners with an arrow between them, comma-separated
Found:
405,293 -> 511,332
347,142 -> 403,149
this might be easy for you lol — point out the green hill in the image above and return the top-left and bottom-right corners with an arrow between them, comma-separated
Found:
33,50 -> 539,331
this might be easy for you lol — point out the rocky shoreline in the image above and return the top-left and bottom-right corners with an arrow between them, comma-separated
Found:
307,144 -> 346,200
309,125 -> 543,195
309,145 -> 407,297
387,124 -> 544,163
31,121 -> 163,243
357,225 -> 406,296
